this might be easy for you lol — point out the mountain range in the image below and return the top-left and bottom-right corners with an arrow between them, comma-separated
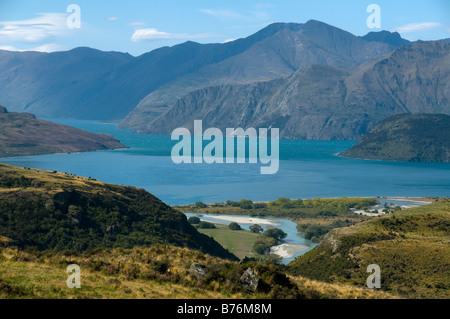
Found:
134,41 -> 450,139
0,20 -> 448,140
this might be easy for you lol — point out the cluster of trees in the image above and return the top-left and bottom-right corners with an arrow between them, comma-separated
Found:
297,220 -> 353,243
193,197 -> 378,219
253,228 -> 287,255
266,197 -> 377,216
0,173 -> 32,188
187,216 -> 216,229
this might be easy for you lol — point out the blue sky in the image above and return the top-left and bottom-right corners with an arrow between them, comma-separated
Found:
0,0 -> 449,56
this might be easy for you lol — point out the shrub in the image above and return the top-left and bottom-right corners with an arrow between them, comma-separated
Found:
228,222 -> 242,231
263,228 -> 287,243
198,221 -> 216,229
249,224 -> 263,233
188,216 -> 201,224
195,201 -> 207,208
239,199 -> 253,209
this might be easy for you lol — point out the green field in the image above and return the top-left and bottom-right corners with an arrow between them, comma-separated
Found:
196,223 -> 260,259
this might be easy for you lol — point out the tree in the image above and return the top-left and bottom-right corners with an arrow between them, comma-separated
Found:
239,199 -> 253,209
188,216 -> 200,224
198,221 -> 216,229
194,201 -> 207,208
249,224 -> 263,233
228,222 -> 242,231
263,228 -> 287,243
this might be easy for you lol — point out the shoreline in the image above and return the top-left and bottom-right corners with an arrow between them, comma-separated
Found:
270,243 -> 309,258
175,196 -> 436,208
193,214 -> 281,227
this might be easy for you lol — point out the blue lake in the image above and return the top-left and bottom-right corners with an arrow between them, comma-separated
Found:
1,119 -> 449,205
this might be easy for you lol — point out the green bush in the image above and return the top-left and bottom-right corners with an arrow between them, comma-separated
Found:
228,222 -> 241,230
188,216 -> 201,224
238,199 -> 253,209
198,221 -> 216,229
263,228 -> 287,243
195,201 -> 207,208
249,224 -> 263,233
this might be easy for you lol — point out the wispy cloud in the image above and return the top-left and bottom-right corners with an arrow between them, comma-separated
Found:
131,28 -> 217,42
392,22 -> 444,34
0,43 -> 66,52
0,12 -> 69,43
107,16 -> 118,21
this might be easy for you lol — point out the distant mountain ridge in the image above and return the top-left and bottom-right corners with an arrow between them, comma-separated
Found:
0,20 -> 397,122
119,20 -> 399,129
1,20 -> 447,140
0,106 -> 126,157
132,41 -> 450,140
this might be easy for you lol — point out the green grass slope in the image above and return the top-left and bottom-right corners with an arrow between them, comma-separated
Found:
287,200 -> 450,298
0,164 -> 237,261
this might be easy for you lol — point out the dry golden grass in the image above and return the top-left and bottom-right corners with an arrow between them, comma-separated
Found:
290,275 -> 398,299
0,245 -> 244,299
0,244 -> 403,299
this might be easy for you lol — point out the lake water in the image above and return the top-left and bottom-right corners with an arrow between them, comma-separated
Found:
1,119 -> 447,262
1,119 -> 448,205
0,120 -> 450,205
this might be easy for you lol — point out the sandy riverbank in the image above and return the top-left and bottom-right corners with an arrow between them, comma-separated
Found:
202,215 -> 280,226
270,243 -> 309,258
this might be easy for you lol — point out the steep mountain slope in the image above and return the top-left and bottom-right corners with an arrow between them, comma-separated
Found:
287,200 -> 450,299
0,164 -> 237,260
136,41 -> 450,140
0,48 -> 134,119
0,20 -> 398,122
0,106 -> 126,157
120,20 -> 396,129
341,113 -> 450,162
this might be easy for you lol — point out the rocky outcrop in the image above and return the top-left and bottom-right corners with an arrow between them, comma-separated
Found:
239,268 -> 259,293
189,262 -> 207,279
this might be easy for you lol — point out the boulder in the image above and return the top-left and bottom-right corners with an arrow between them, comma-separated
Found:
189,262 -> 207,279
240,267 -> 259,293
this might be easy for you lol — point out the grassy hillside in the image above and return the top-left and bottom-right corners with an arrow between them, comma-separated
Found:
0,164 -> 236,261
287,200 -> 450,298
0,106 -> 126,158
0,244 -> 394,299
195,223 -> 260,260
341,113 -> 450,162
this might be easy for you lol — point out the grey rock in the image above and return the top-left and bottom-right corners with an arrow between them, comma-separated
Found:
240,267 -> 259,293
190,262 -> 207,279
